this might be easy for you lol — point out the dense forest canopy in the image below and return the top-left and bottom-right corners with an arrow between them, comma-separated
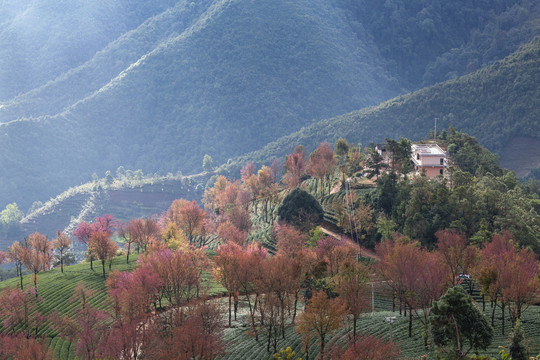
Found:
0,0 -> 538,210
220,36 -> 540,179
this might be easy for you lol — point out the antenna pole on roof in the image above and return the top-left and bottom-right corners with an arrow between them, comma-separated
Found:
434,118 -> 437,140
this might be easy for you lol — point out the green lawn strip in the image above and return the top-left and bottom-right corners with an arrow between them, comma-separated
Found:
49,336 -> 62,355
66,340 -> 76,360
0,255 -> 138,335
57,338 -> 72,360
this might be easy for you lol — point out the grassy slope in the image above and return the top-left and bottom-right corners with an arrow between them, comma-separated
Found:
2,257 -> 538,359
0,254 -> 225,360
0,255 -> 139,333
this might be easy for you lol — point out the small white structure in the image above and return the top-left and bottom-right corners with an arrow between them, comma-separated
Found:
375,142 -> 390,164
411,144 -> 448,177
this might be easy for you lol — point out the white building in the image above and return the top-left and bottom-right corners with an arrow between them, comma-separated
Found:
411,144 -> 448,177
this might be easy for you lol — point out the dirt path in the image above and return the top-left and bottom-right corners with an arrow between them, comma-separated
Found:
330,180 -> 342,194
318,225 -> 379,261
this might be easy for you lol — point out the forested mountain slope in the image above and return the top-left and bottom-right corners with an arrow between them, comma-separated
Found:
222,36 -> 540,176
0,0 -> 538,210
0,0 -> 179,101
0,0 -> 398,210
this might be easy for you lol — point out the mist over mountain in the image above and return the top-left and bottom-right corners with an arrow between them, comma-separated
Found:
0,0 -> 179,101
0,0 -> 538,210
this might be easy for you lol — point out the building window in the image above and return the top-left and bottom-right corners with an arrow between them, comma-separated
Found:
440,158 -> 444,165
417,153 -> 420,160
440,169 -> 443,175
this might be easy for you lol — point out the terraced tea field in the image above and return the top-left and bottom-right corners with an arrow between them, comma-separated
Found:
220,292 -> 540,360
1,256 -> 539,360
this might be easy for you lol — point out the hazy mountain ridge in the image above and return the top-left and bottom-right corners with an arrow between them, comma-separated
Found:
0,0 -> 400,209
0,0 -> 179,101
220,36 -> 540,176
0,0 -> 213,123
0,173 -> 209,250
0,0 -> 538,210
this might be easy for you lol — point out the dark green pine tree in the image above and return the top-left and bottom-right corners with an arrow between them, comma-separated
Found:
430,286 -> 493,359
278,188 -> 323,232
509,320 -> 529,360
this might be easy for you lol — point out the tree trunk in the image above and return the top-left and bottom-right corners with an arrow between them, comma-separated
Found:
408,306 -> 413,338
320,334 -> 326,360
127,242 -> 131,264
267,320 -> 272,352
280,299 -> 286,339
250,295 -> 259,341
260,302 -> 265,326
90,255 -> 94,270
234,292 -> 239,321
451,314 -> 462,358
228,293 -> 232,327
60,253 -> 64,273
102,260 -> 106,278
501,302 -> 505,335
18,265 -> 23,290
273,325 -> 278,353
292,292 -> 298,325
491,299 -> 497,327
34,272 -> 38,298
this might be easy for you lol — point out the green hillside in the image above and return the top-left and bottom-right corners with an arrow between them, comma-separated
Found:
0,255 -> 139,326
0,255 -> 225,359
0,0 -> 397,211
1,0 -> 538,211
2,35 -> 538,250
0,254 -> 141,360
221,36 -> 540,176
0,0 -> 213,122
